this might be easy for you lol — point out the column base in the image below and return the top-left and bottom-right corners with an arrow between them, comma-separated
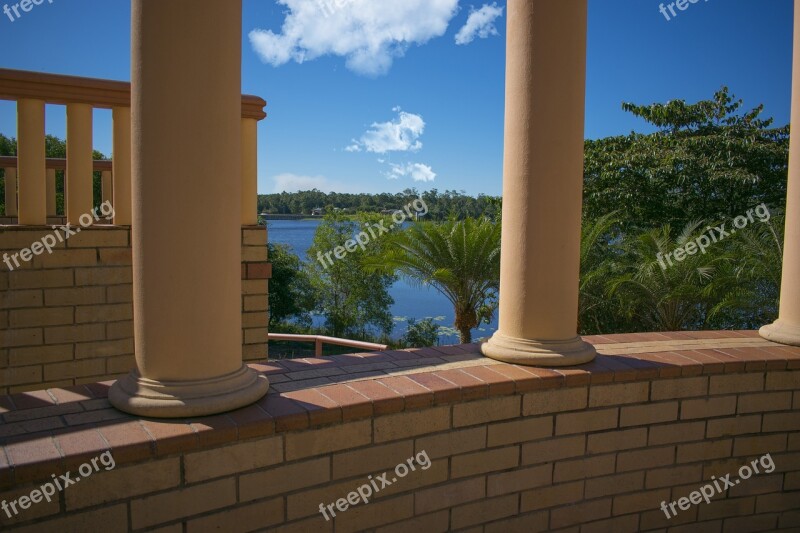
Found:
481,332 -> 597,367
760,319 -> 800,347
109,364 -> 269,418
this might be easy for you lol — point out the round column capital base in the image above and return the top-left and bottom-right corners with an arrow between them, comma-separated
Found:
760,320 -> 800,347
109,364 -> 269,418
480,332 -> 597,367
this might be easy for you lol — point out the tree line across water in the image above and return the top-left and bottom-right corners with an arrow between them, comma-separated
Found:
267,88 -> 789,353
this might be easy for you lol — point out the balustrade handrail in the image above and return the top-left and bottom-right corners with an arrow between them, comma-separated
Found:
0,156 -> 112,172
268,333 -> 388,357
0,68 -> 266,120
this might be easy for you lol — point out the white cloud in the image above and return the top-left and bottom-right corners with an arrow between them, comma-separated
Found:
272,173 -> 347,193
249,0 -> 459,77
388,163 -> 437,182
348,109 -> 425,154
455,3 -> 504,45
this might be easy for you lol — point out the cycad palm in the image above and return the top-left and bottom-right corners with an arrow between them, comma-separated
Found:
377,218 -> 501,344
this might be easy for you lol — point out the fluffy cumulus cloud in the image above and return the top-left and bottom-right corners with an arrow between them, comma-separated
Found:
347,108 -> 425,154
455,3 -> 504,45
249,0 -> 459,76
387,163 -> 437,182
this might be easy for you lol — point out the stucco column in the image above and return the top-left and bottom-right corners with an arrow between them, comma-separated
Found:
242,118 -> 259,225
66,103 -> 94,224
481,0 -> 596,366
17,99 -> 46,225
109,0 -> 269,417
112,107 -> 132,226
760,0 -> 800,346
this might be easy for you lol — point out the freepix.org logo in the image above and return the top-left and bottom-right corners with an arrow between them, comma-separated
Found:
3,0 -> 54,23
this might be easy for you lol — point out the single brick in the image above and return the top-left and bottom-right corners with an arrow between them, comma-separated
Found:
74,267 -> 132,286
709,373 -> 764,395
549,497 -> 612,529
414,477 -> 485,515
620,402 -> 678,427
645,464 -> 703,489
184,435 -> 282,483
10,307 -> 73,328
43,359 -> 105,381
676,439 -> 732,463
613,488 -> 671,516
44,287 -> 105,307
706,415 -> 762,439
588,428 -> 647,453
520,480 -> 584,512
681,396 -> 737,420
374,406 -> 450,442
522,434 -> 585,465
333,440 -> 413,480
588,382 -> 649,407
75,303 -> 132,324
651,376 -> 708,400
616,446 -> 675,472
523,387 -> 588,416
555,408 -> 618,435
585,471 -> 644,499
765,371 -> 800,391
286,419 -> 371,460
487,415 -> 552,447
553,453 -> 616,482
453,395 -> 520,427
9,269 -> 73,289
451,446 -> 519,478
732,434 -> 787,457
487,464 -> 551,497
416,426 -> 486,459
649,421 -> 706,445
186,497 -> 283,533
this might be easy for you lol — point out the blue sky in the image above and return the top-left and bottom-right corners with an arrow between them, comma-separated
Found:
0,0 -> 793,196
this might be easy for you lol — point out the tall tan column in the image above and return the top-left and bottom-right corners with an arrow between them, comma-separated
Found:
242,118 -> 259,225
66,103 -> 94,224
46,169 -> 56,217
761,0 -> 800,346
109,0 -> 269,417
17,99 -> 46,225
4,168 -> 17,217
112,107 -> 132,225
481,0 -> 595,366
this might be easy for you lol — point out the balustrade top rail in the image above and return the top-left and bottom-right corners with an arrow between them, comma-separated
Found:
0,68 -> 267,120
0,156 -> 112,171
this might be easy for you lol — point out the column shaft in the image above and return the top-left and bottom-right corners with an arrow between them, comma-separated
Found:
109,0 -> 268,417
760,0 -> 800,346
481,0 -> 595,366
17,99 -> 46,225
66,103 -> 94,224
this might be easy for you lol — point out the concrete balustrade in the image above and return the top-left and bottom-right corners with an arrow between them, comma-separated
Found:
0,69 -> 267,226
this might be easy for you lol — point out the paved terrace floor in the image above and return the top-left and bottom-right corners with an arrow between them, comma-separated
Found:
1,330 -> 799,488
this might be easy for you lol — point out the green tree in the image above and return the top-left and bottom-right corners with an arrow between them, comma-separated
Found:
306,212 -> 395,339
266,243 -> 315,330
584,88 -> 789,231
376,217 -> 501,344
401,318 -> 440,348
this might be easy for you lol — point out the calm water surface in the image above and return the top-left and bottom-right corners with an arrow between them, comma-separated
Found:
267,219 -> 499,344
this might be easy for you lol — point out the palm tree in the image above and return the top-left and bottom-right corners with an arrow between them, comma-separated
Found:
375,217 -> 501,344
607,221 -> 731,331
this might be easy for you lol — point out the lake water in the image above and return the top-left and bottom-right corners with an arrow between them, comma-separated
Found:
267,219 -> 499,344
